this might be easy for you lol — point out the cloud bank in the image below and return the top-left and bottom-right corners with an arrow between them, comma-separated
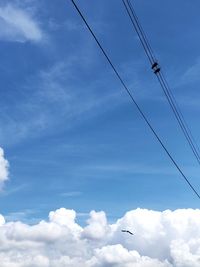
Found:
0,4 -> 43,42
0,147 -> 9,189
1,207 -> 200,266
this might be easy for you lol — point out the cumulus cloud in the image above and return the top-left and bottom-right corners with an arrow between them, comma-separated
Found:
0,147 -> 9,189
1,208 -> 200,266
0,4 -> 43,42
82,210 -> 110,240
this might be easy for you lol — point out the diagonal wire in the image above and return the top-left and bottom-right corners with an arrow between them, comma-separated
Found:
123,0 -> 200,165
70,0 -> 200,199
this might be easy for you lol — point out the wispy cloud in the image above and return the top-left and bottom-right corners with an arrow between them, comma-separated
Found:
180,58 -> 200,85
170,58 -> 200,110
1,183 -> 28,196
84,162 -> 176,176
5,208 -> 40,224
0,4 -> 43,43
0,59 -> 124,145
60,191 -> 82,197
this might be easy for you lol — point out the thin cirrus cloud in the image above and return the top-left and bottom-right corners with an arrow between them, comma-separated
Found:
60,191 -> 82,197
86,163 -> 176,176
180,59 -> 200,85
0,60 -> 123,146
0,207 -> 200,266
0,4 -> 43,43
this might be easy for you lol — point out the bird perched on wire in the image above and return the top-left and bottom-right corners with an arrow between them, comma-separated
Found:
121,230 -> 134,235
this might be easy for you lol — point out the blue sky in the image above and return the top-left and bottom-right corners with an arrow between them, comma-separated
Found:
1,0 -> 200,224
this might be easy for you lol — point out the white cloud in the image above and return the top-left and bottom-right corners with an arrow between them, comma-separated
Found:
82,210 -> 110,240
0,214 -> 5,225
0,4 -> 43,42
90,245 -> 171,267
60,191 -> 82,197
0,60 -> 123,146
1,208 -> 200,266
0,147 -> 9,189
181,59 -> 200,85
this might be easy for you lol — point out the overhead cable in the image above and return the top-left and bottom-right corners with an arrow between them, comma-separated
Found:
70,0 -> 200,200
122,0 -> 200,165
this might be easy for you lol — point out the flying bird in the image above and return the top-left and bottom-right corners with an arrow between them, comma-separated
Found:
121,230 -> 134,235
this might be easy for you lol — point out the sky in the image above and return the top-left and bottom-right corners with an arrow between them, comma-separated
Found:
0,0 -> 200,266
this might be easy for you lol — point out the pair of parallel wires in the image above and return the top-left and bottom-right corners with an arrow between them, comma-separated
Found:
122,0 -> 200,166
70,0 -> 200,200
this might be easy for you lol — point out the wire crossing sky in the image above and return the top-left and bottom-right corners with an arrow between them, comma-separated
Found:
1,5 -> 200,266
122,0 -> 200,166
1,2 -> 200,266
1,0 -> 200,223
71,0 -> 200,200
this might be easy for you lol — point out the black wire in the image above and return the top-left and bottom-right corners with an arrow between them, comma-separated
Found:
127,0 -> 156,61
70,0 -> 200,199
125,0 -> 200,162
125,0 -> 156,65
158,72 -> 200,164
122,0 -> 153,65
123,0 -> 200,165
160,72 -> 200,157
131,0 -> 200,163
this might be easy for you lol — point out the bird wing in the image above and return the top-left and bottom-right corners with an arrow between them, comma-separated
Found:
121,230 -> 134,235
127,231 -> 134,235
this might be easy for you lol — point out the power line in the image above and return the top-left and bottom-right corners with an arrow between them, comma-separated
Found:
157,73 -> 200,164
122,0 -> 154,65
70,0 -> 200,199
123,0 -> 200,164
122,0 -> 200,165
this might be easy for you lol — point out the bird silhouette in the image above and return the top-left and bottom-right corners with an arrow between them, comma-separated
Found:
121,230 -> 134,235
